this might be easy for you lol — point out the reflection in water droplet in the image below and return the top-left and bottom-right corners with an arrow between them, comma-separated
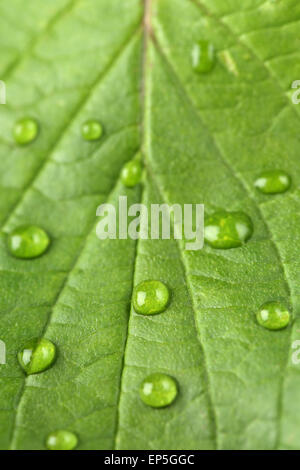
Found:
18,338 -> 56,375
256,301 -> 291,330
133,280 -> 170,315
81,120 -> 103,141
13,118 -> 39,145
8,225 -> 50,259
46,430 -> 78,450
140,373 -> 178,408
254,170 -> 291,194
192,40 -> 215,73
204,210 -> 253,249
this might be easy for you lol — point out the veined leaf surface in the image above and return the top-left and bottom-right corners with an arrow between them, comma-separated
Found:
0,0 -> 300,450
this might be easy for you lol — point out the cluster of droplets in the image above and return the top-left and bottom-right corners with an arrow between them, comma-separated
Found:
9,49 -> 293,448
10,115 -> 144,449
190,39 -> 293,327
13,118 -> 104,146
10,116 -> 107,450
132,280 -> 178,407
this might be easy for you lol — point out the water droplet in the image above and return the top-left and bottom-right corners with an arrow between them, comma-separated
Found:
13,118 -> 39,145
121,159 -> 142,187
140,373 -> 178,408
205,210 -> 253,249
81,119 -> 103,141
256,301 -> 291,330
8,225 -> 50,259
254,170 -> 291,194
132,280 -> 170,315
18,338 -> 56,375
192,40 -> 215,73
46,430 -> 78,450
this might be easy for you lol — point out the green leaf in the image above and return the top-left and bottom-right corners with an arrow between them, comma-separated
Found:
0,0 -> 300,450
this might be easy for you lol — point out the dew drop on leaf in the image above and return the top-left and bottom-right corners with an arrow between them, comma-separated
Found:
13,117 -> 39,145
192,40 -> 215,73
46,430 -> 78,450
254,170 -> 291,194
256,301 -> 291,330
132,280 -> 170,315
204,210 -> 253,249
7,225 -> 50,259
17,338 -> 57,375
121,159 -> 142,187
81,119 -> 103,141
140,373 -> 178,408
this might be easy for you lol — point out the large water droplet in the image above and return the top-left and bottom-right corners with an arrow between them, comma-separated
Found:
256,301 -> 291,330
13,118 -> 39,145
133,280 -> 170,315
18,338 -> 56,375
205,210 -> 253,249
192,40 -> 215,73
46,430 -> 78,450
121,159 -> 142,188
254,170 -> 291,194
8,225 -> 50,259
140,373 -> 178,408
81,119 -> 103,141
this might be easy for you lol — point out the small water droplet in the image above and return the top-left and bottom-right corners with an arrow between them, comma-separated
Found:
256,301 -> 291,330
81,119 -> 103,141
18,338 -> 56,375
8,225 -> 50,259
46,430 -> 78,450
205,210 -> 253,249
133,280 -> 170,315
254,170 -> 291,194
13,118 -> 39,145
192,40 -> 215,73
140,373 -> 178,408
121,159 -> 142,187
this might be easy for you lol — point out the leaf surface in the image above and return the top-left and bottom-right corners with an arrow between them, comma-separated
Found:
0,0 -> 300,450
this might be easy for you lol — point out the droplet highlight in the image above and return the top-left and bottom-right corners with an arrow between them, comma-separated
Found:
121,159 -> 142,188
256,301 -> 291,330
254,170 -> 291,195
18,338 -> 56,375
205,210 -> 253,249
140,373 -> 178,408
46,430 -> 78,450
133,280 -> 170,315
13,118 -> 39,145
192,40 -> 215,74
8,225 -> 50,259
81,119 -> 103,141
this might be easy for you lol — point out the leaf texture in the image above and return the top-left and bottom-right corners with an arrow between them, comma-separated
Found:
0,0 -> 300,450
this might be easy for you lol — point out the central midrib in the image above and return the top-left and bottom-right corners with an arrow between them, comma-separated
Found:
112,0 -> 151,449
114,0 -> 219,450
